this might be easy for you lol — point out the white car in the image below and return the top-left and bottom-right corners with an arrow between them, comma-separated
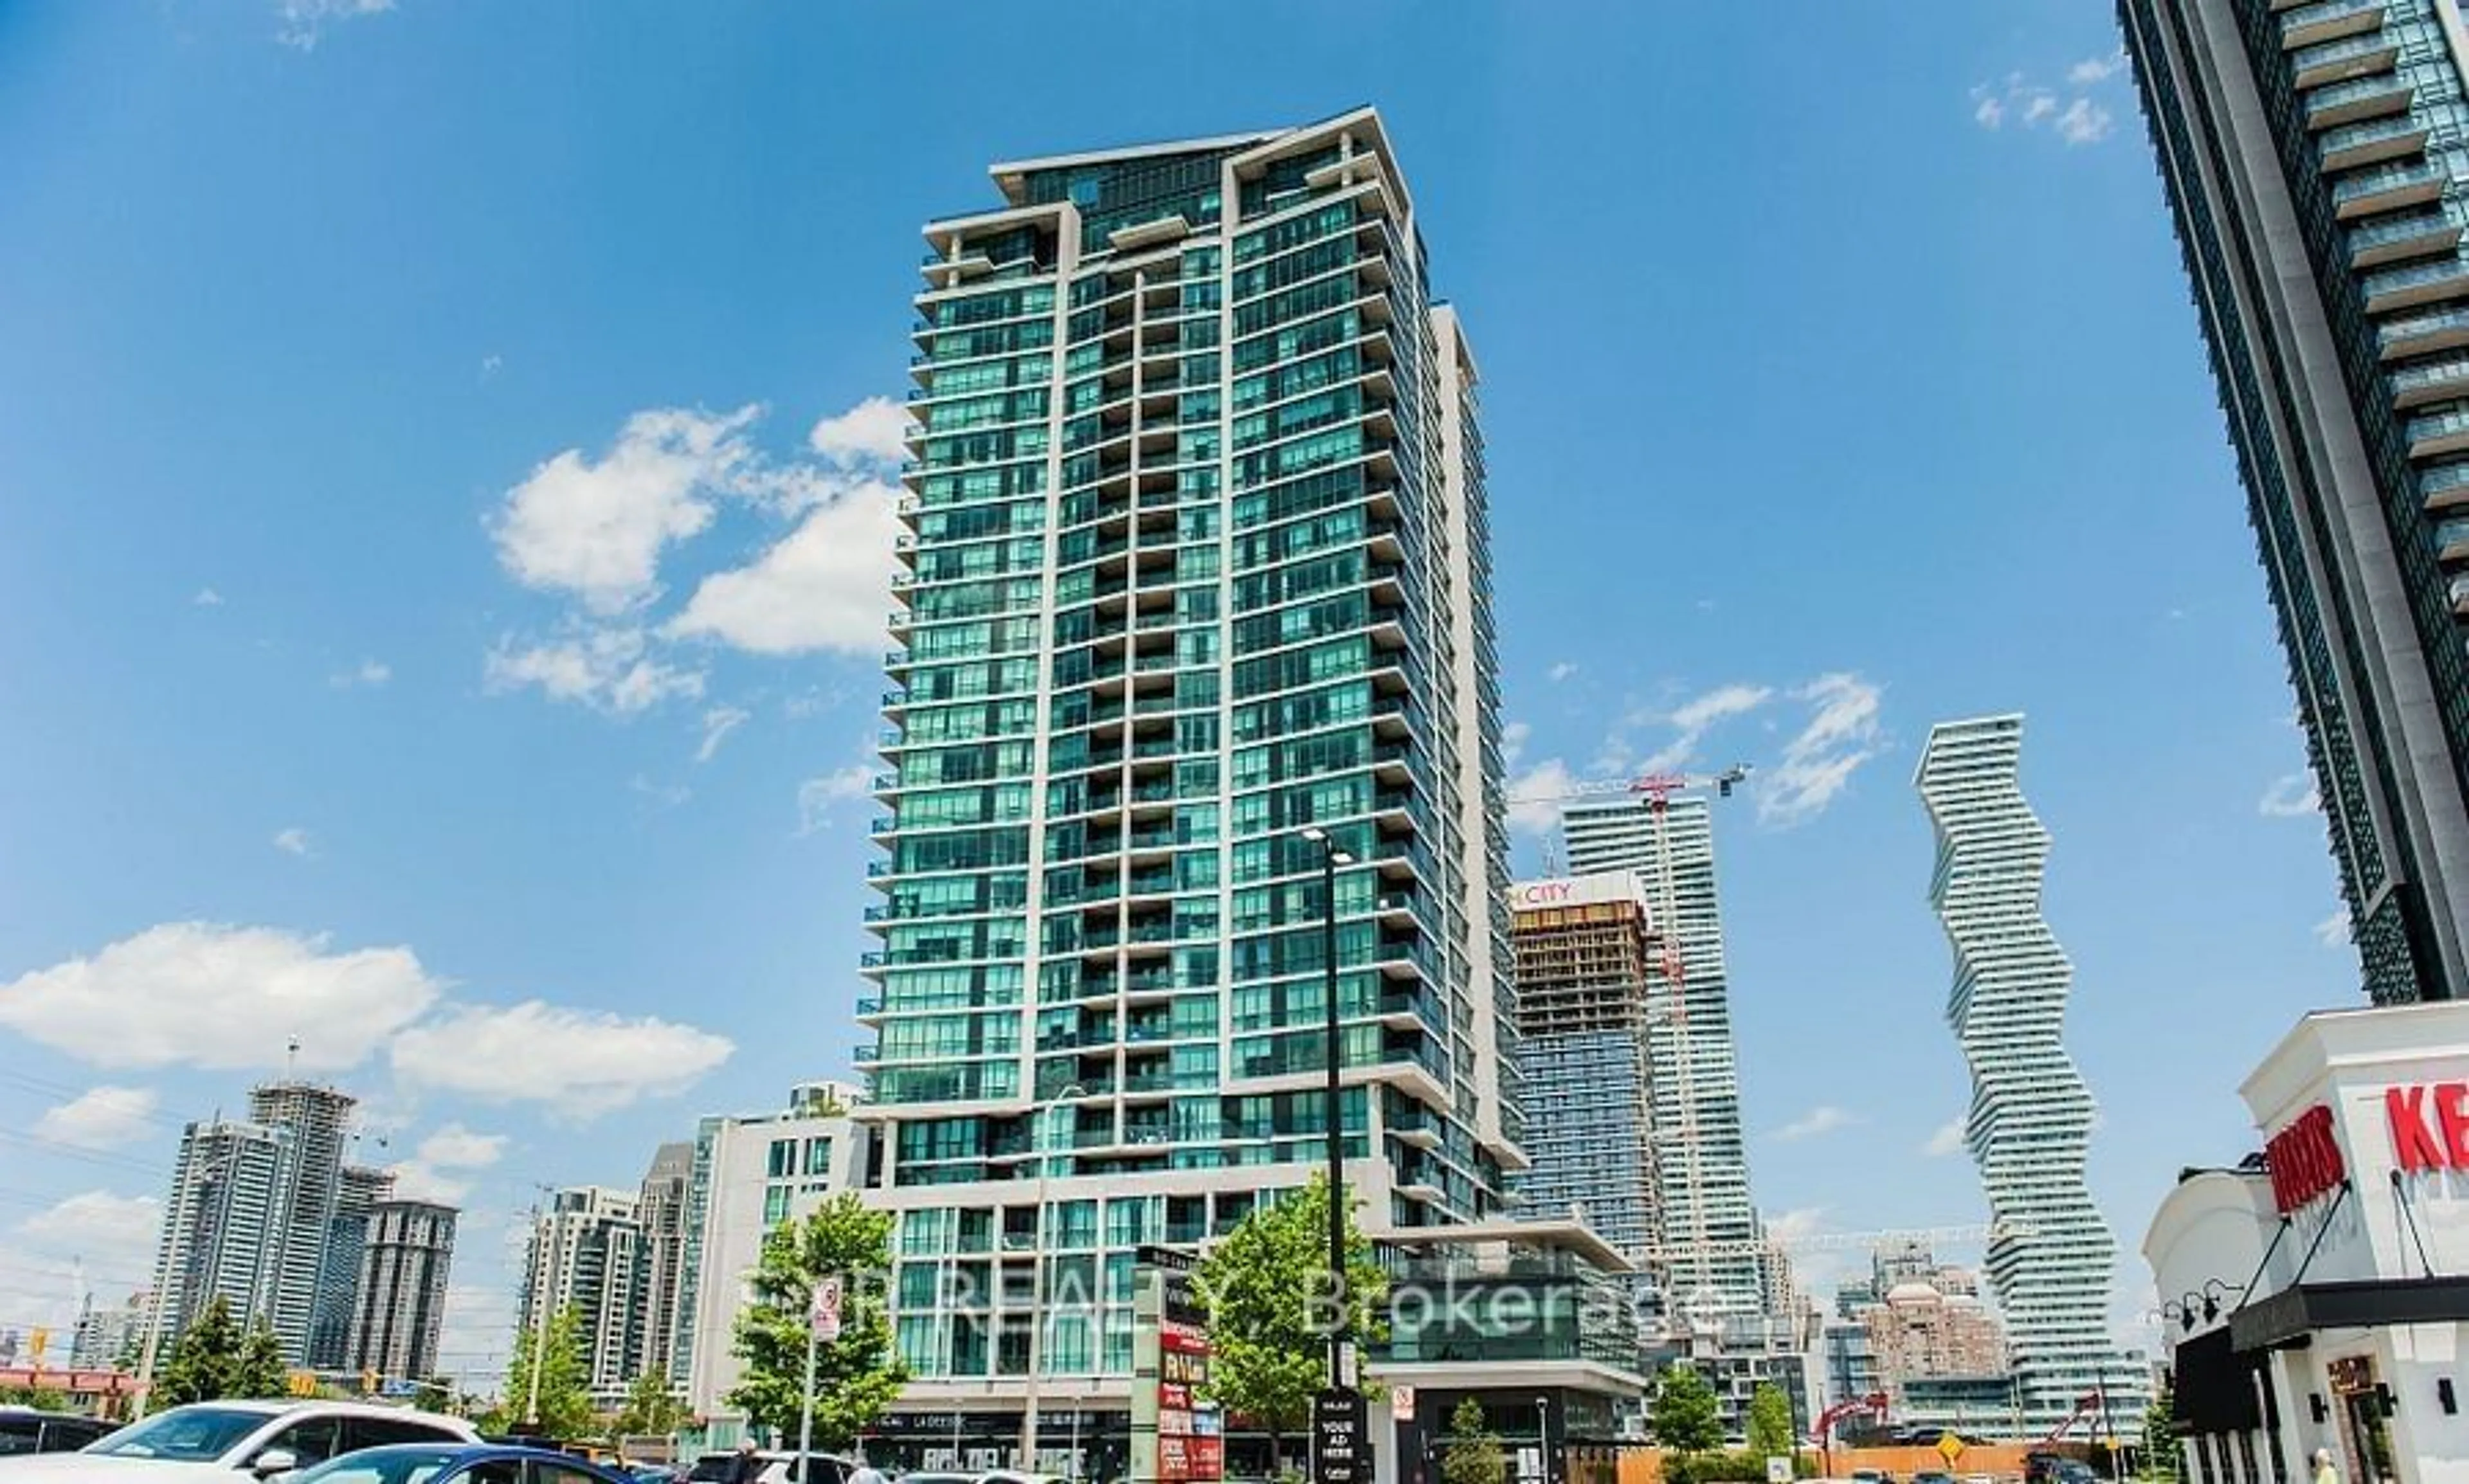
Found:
0,1400 -> 477,1483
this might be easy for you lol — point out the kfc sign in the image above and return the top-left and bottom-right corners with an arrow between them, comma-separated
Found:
2387,1082 -> 2469,1173
2266,1104 -> 2346,1214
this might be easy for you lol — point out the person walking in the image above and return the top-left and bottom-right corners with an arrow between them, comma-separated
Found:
728,1440 -> 765,1484
2313,1447 -> 2340,1484
847,1456 -> 887,1484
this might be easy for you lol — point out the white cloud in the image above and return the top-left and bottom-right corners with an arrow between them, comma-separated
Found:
1546,662 -> 1578,684
667,481 -> 903,657
32,1087 -> 159,1150
2259,773 -> 2322,819
2068,51 -> 2128,86
1641,682 -> 1775,772
192,588 -> 224,608
1924,1118 -> 1968,1158
2056,98 -> 2116,146
1764,1206 -> 1828,1247
0,923 -> 442,1072
798,765 -> 876,835
386,1122 -> 509,1204
696,705 -> 752,764
808,396 -> 913,466
275,0 -> 394,50
480,354 -> 503,380
331,658 -> 391,689
1501,720 -> 1533,767
489,405 -> 760,615
1772,1105 -> 1861,1142
485,626 -> 705,715
2315,910 -> 2352,948
1972,65 -> 2123,147
391,1002 -> 734,1119
272,827 -> 315,858
14,1192 -> 163,1325
1506,757 -> 1579,840
1757,673 -> 1884,826
631,775 -> 692,809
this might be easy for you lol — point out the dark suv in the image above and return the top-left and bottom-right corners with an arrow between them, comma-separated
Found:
0,1407 -> 114,1456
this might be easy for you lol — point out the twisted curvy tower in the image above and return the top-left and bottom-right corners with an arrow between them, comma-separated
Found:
1917,715 -> 2143,1433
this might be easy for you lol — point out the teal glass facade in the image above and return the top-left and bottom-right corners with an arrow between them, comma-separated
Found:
859,112 -> 1521,1386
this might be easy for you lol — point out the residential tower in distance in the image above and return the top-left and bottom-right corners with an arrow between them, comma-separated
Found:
1917,715 -> 2148,1435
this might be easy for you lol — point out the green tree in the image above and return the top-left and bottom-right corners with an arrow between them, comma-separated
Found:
493,1307 -> 595,1440
1651,1361 -> 1724,1474
726,1193 -> 906,1448
0,1384 -> 68,1409
154,1296 -> 245,1407
1193,1172 -> 1389,1474
2142,1383 -> 2180,1483
1746,1383 -> 1794,1460
1441,1398 -> 1506,1484
233,1319 -> 291,1399
615,1368 -> 689,1439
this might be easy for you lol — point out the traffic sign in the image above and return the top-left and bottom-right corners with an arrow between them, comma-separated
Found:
1312,1388 -> 1367,1484
1766,1458 -> 1791,1484
809,1276 -> 844,1342
1937,1435 -> 1966,1465
1390,1384 -> 1415,1423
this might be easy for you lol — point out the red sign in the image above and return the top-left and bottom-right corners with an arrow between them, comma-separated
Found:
2266,1103 -> 2346,1213
2387,1082 -> 2469,1173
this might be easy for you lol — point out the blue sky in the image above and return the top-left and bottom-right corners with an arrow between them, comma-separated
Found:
0,0 -> 2351,1380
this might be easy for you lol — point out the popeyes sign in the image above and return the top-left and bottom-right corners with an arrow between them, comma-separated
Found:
2266,1104 -> 2347,1214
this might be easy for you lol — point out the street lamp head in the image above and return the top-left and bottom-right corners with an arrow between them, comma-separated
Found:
1330,849 -> 1355,866
1301,826 -> 1329,844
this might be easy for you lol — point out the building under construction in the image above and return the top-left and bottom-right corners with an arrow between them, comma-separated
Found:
1508,871 -> 1663,1283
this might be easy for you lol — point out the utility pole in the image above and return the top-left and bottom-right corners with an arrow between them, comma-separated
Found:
524,1186 -> 556,1430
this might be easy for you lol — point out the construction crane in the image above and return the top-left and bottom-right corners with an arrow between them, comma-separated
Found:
1629,1220 -> 2039,1264
1510,765 -> 1752,1332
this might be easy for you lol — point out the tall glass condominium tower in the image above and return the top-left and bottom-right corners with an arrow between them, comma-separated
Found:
1917,716 -> 2147,1434
862,109 -> 1522,1391
1560,797 -> 1764,1334
2121,0 -> 2469,1004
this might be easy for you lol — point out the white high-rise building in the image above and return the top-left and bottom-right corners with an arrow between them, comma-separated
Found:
675,1083 -> 870,1420
521,1187 -> 645,1401
1561,796 -> 1765,1334
1916,714 -> 2148,1433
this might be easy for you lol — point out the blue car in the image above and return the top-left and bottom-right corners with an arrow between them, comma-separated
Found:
282,1443 -> 644,1484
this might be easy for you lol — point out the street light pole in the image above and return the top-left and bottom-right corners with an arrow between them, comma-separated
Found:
1301,826 -> 1353,1389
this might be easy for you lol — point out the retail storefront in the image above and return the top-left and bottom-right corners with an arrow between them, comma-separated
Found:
2145,1002 -> 2469,1484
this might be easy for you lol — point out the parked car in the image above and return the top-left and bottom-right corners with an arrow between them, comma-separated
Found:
283,1443 -> 639,1484
1912,1470 -> 1957,1484
0,1401 -> 476,1483
0,1409 -> 114,1456
680,1454 -> 856,1484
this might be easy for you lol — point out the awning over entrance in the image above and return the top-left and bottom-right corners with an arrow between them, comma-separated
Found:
2174,1328 -> 2265,1433
2230,1275 -> 2469,1352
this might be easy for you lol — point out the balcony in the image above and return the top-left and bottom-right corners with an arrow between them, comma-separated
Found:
2350,211 -> 2460,269
2423,461 -> 2469,512
2408,408 -> 2469,459
2294,33 -> 2401,92
2391,354 -> 2469,408
2434,516 -> 2469,563
2310,74 -> 2416,130
2323,115 -> 2430,174
2282,1 -> 2387,51
2364,257 -> 2469,314
2332,161 -> 2445,220
2382,306 -> 2469,361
